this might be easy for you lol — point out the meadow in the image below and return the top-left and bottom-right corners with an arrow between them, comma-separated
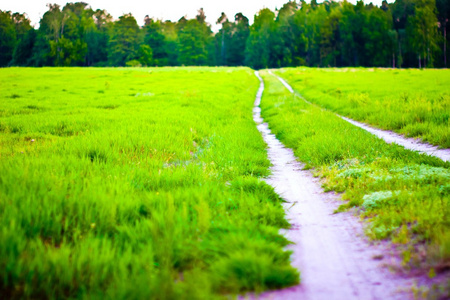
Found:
0,67 -> 299,299
274,68 -> 450,148
259,70 -> 450,288
2,66 -> 450,299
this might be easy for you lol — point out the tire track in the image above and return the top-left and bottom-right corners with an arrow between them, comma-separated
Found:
269,70 -> 450,162
252,71 -> 413,300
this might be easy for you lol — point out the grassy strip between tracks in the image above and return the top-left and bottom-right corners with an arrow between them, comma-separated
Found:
259,70 -> 450,294
275,68 -> 450,148
0,67 -> 299,299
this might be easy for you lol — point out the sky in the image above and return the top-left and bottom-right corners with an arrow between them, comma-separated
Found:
1,0 -> 386,31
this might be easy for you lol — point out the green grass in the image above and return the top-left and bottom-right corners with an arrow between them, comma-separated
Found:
259,70 -> 450,281
0,67 -> 299,299
274,68 -> 450,148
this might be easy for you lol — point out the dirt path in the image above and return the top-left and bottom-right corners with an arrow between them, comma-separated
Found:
269,71 -> 450,162
253,71 -> 413,299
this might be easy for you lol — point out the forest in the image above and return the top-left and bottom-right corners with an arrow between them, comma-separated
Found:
0,0 -> 449,69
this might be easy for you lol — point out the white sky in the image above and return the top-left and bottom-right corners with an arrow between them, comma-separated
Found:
1,0 -> 386,31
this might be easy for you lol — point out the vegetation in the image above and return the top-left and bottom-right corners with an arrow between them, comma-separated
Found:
0,67 -> 299,299
1,0 -> 449,68
274,68 -> 450,148
1,0 -> 450,297
258,71 -> 450,288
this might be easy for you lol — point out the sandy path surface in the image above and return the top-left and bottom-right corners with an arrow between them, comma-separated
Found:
269,71 -> 450,162
252,71 -> 413,300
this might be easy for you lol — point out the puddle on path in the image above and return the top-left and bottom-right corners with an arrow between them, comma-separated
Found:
269,71 -> 450,162
252,71 -> 413,300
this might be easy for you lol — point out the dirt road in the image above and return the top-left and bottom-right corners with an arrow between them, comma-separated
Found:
269,71 -> 450,162
252,71 -> 413,300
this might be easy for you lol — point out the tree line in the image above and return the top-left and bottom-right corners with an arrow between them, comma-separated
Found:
0,0 -> 448,69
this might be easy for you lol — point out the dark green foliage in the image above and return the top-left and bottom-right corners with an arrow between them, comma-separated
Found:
0,11 -> 20,66
107,14 -> 141,66
143,17 -> 167,66
85,9 -> 112,66
1,11 -> 33,66
215,12 -> 250,66
178,19 -> 212,66
11,29 -> 36,66
436,0 -> 450,67
1,0 -> 449,68
177,9 -> 215,66
30,32 -> 53,66
245,9 -> 276,69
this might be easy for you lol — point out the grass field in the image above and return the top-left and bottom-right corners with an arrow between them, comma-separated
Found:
0,67 -> 299,299
274,68 -> 450,148
259,70 -> 450,282
2,66 -> 449,298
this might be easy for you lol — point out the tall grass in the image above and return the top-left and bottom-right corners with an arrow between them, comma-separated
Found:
259,70 -> 450,282
0,67 -> 299,299
275,68 -> 450,148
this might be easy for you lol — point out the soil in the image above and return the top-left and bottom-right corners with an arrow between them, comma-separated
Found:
339,116 -> 450,162
251,71 -> 415,299
269,71 -> 450,162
